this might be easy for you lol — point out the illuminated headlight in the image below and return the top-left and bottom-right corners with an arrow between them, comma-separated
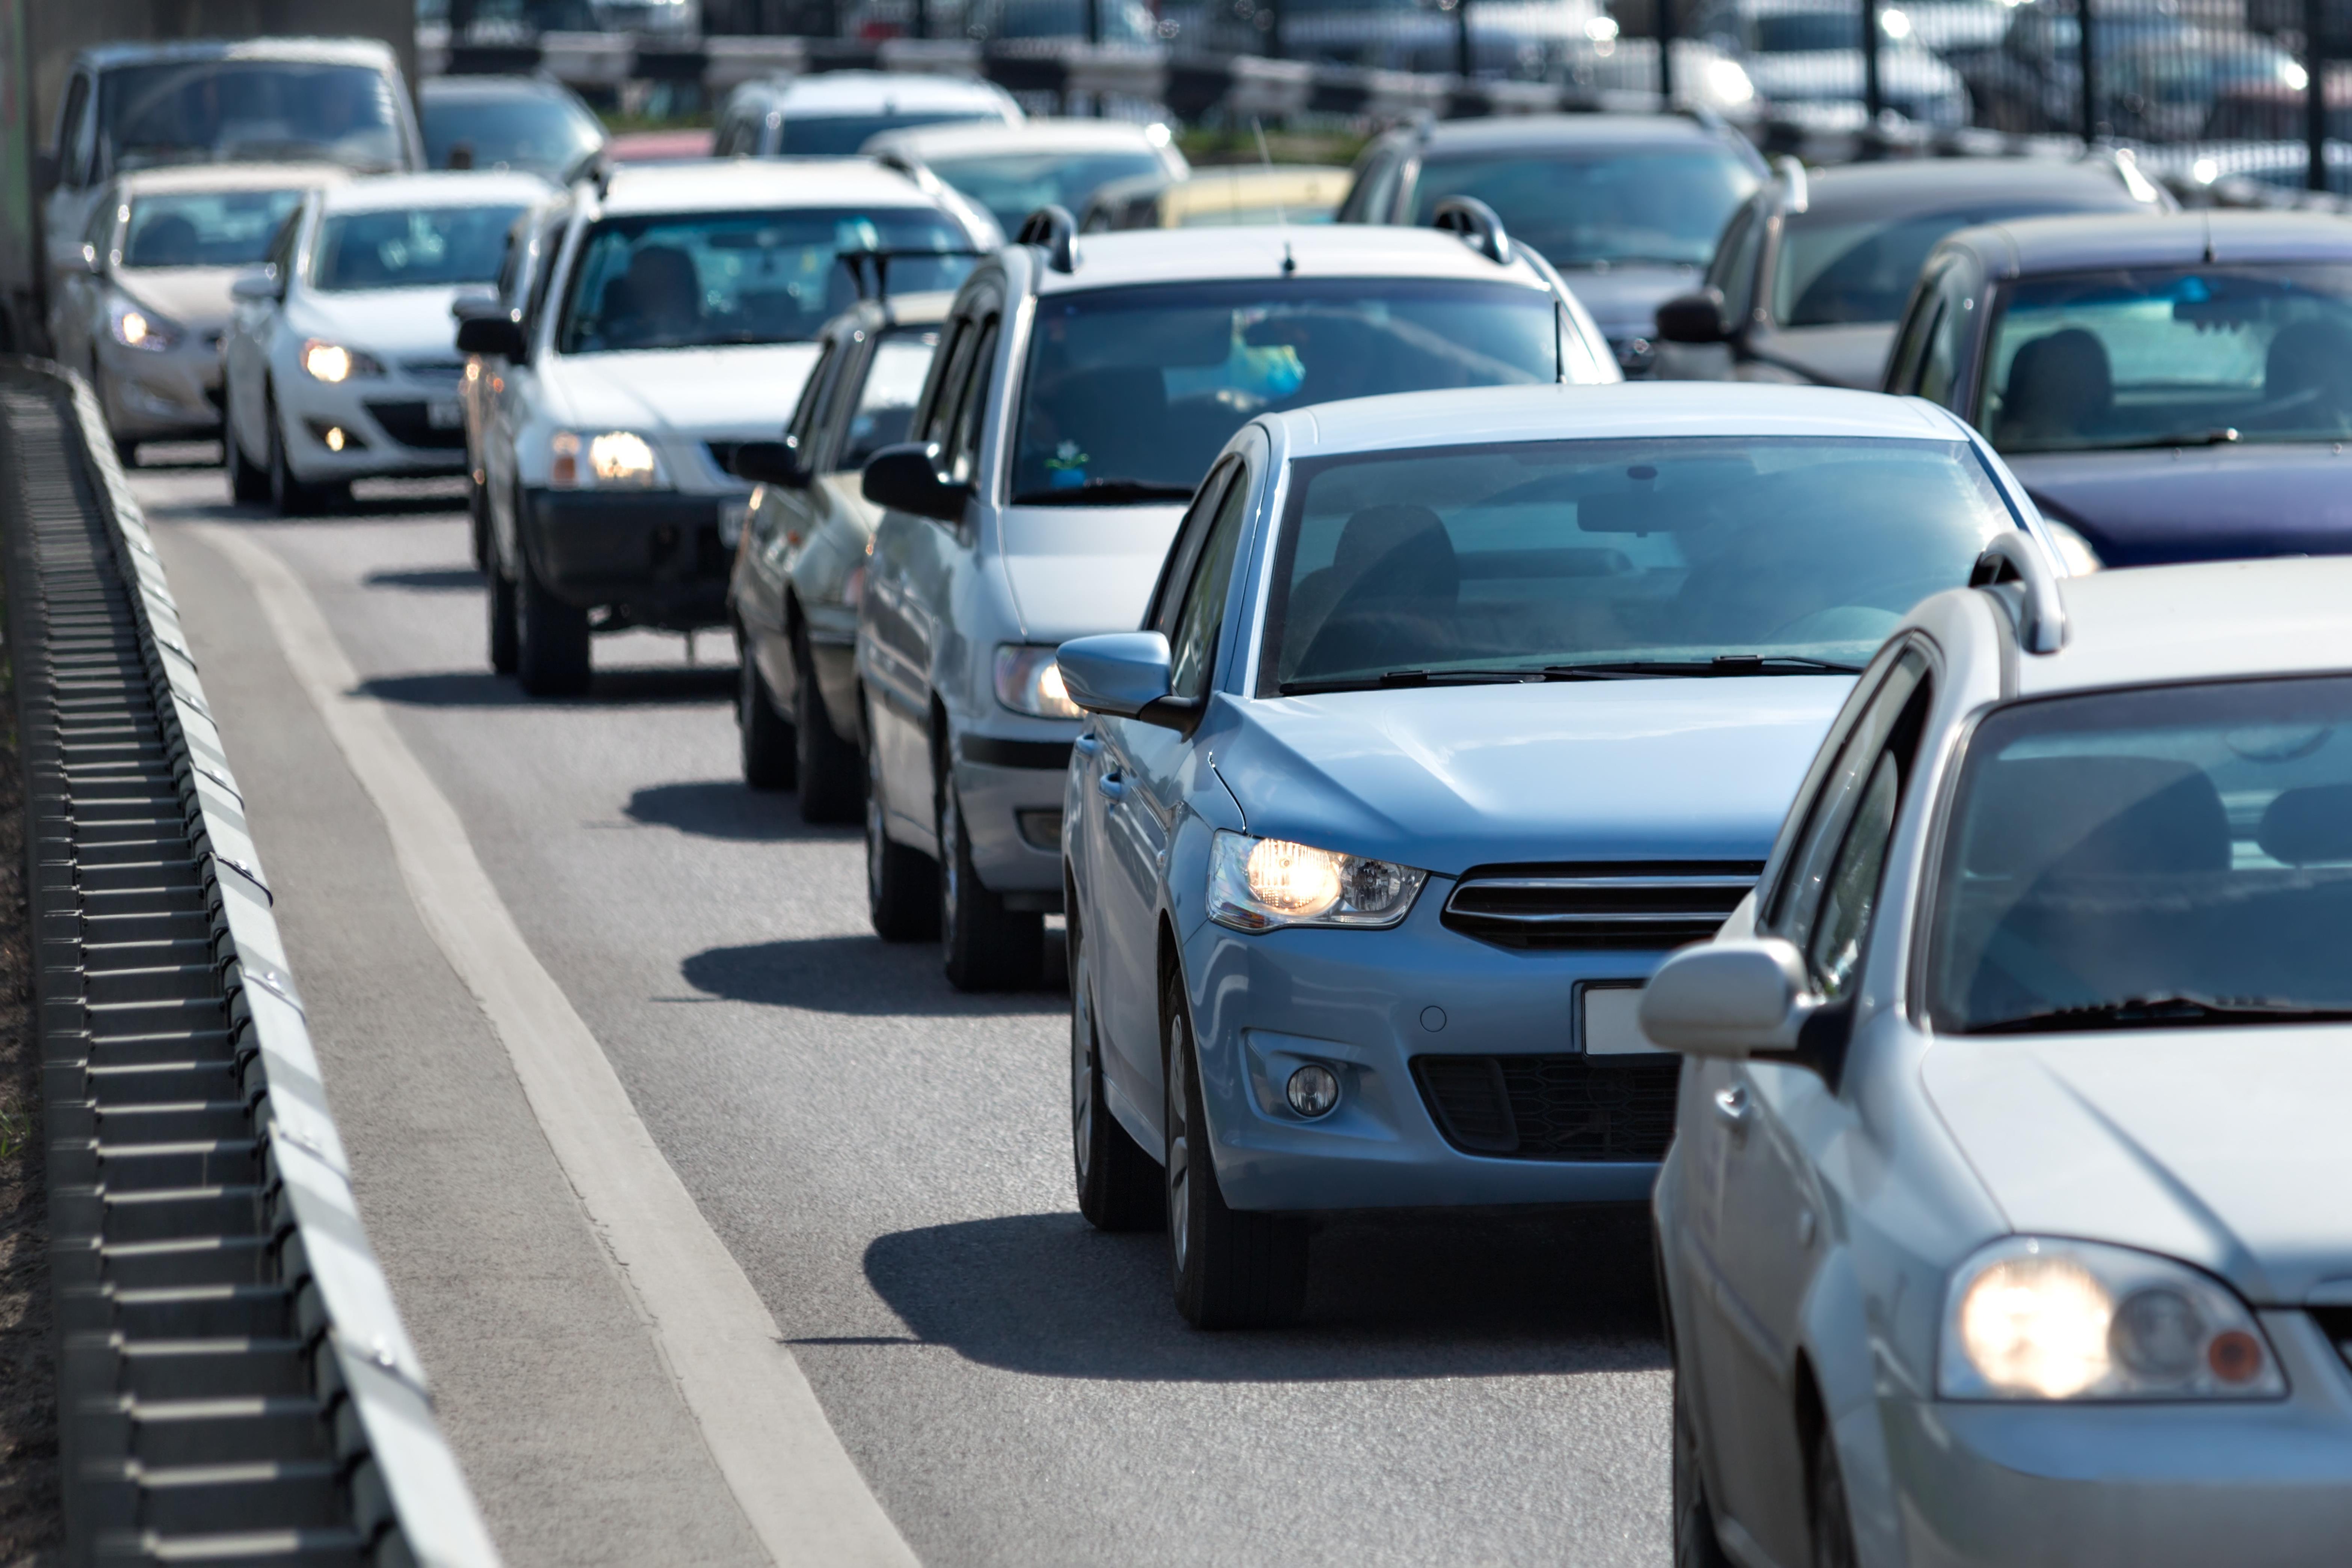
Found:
109,298 -> 177,352
1704,56 -> 1756,109
1207,829 -> 1426,932
548,429 -> 666,489
301,339 -> 383,382
1940,1238 -> 2284,1401
994,645 -> 1082,719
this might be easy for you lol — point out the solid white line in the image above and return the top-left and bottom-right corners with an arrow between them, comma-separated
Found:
191,523 -> 918,1568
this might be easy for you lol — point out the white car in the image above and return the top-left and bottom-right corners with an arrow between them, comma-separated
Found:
1697,0 -> 1973,128
222,169 -> 551,514
458,157 -> 994,696
864,117 -> 1186,237
710,71 -> 1022,160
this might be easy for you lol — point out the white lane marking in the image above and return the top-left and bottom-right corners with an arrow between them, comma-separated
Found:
192,524 -> 918,1568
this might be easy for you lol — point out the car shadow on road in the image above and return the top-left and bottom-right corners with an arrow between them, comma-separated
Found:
681,932 -> 1067,1016
625,780 -> 853,843
363,567 -> 483,592
850,1207 -> 1662,1381
356,668 -> 737,707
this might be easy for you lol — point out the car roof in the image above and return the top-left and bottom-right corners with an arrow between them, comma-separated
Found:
1795,157 -> 2153,221
320,170 -> 555,213
864,117 -> 1168,160
1033,224 -> 1557,295
110,161 -> 353,196
1937,209 -> 2352,274
76,37 -> 399,71
1263,382 -> 1972,460
418,74 -> 578,103
766,71 -> 1017,116
841,289 -> 955,331
2003,556 -> 2352,697
594,157 -> 946,217
1413,112 -> 1737,157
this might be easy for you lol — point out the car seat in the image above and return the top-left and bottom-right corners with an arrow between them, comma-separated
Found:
1289,505 -> 1462,678
127,213 -> 201,268
1995,328 -> 2113,447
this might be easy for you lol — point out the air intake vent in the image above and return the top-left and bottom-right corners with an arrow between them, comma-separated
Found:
1412,1054 -> 1681,1161
1442,861 -> 1762,950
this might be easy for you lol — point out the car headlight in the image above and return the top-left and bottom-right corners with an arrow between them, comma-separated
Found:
548,429 -> 666,490
1939,1238 -> 2284,1401
1207,829 -> 1426,932
109,297 -> 178,352
301,339 -> 384,382
994,645 -> 1082,719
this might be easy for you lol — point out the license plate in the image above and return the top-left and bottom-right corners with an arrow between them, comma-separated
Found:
1583,983 -> 1666,1055
427,398 -> 464,429
718,498 -> 749,548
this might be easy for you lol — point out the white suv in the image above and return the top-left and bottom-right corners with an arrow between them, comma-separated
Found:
856,205 -> 1618,990
459,157 -> 993,695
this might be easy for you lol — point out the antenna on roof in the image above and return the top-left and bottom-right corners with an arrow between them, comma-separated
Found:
1252,117 -> 1295,276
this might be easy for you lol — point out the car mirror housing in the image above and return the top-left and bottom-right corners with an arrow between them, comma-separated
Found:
731,440 -> 810,488
1639,938 -> 1817,1057
230,269 -> 280,304
455,313 -> 527,360
450,288 -> 502,322
1057,632 -> 1198,731
1654,289 -> 1731,345
861,442 -> 971,525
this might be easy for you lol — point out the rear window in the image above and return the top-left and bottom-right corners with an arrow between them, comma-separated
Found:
122,188 -> 306,269
777,112 -> 1002,156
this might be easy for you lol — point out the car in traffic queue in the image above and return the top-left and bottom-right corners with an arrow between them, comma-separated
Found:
728,290 -> 951,821
1654,152 -> 2172,391
222,169 -> 550,514
1644,547 -> 2352,1568
1052,380 -> 2060,1328
418,74 -> 608,183
710,71 -> 1022,159
1080,165 -> 1353,233
459,157 -> 991,696
47,162 -> 346,466
1882,210 -> 2352,565
456,198 -> 573,572
853,204 -> 1618,994
1693,0 -> 1973,130
1335,113 -> 1767,377
865,118 -> 1186,239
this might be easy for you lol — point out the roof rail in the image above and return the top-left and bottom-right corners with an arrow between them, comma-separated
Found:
1015,204 -> 1078,273
2083,144 -> 2167,207
1773,154 -> 1809,214
1969,532 -> 2068,654
1431,196 -> 1512,265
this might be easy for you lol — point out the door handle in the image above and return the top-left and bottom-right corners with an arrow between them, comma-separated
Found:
1097,770 -> 1125,801
1074,733 -> 1101,757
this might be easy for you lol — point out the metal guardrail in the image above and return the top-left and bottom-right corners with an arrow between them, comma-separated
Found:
0,358 -> 499,1567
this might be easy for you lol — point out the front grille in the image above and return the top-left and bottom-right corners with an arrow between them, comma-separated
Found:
364,400 -> 466,450
1443,861 -> 1763,950
1413,1053 -> 1681,1161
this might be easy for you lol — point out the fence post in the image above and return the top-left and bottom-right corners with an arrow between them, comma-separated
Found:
1658,0 -> 1678,105
1861,0 -> 1884,124
2077,0 -> 2098,143
2308,0 -> 2329,191
1086,0 -> 1101,44
1455,0 -> 1473,79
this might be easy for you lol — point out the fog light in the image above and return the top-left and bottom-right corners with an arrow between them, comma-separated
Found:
1286,1063 -> 1339,1118
324,426 -> 346,453
1015,808 -> 1062,850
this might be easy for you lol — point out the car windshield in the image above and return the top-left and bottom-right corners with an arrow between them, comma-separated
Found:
1011,279 -> 1560,505
840,330 -> 941,471
1775,203 -> 2102,326
557,209 -> 973,353
925,149 -> 1168,233
1258,436 -> 2012,693
780,112 -> 1001,156
1409,151 -> 1759,269
313,204 -> 528,291
1752,11 -> 1865,50
99,61 -> 405,177
1981,265 -> 2352,452
422,92 -> 604,181
121,188 -> 305,268
1928,677 -> 2352,1033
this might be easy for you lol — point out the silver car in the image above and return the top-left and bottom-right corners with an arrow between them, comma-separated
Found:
1645,544 -> 2352,1566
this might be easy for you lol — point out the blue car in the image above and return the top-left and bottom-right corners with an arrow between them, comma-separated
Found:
1056,381 -> 2065,1327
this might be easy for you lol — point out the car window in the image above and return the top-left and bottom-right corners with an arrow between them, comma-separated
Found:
775,112 -> 1003,157
1337,149 -> 1397,224
1168,472 -> 1254,702
264,205 -> 302,282
925,150 -> 1170,235
1917,266 -> 1975,407
917,318 -> 975,449
1707,196 -> 1766,324
56,73 -> 91,184
1770,645 -> 1931,952
82,196 -> 117,254
1408,149 -> 1760,270
943,317 -> 999,486
522,213 -> 571,338
122,188 -> 307,269
96,60 -> 405,179
1149,461 -> 1241,637
1804,680 -> 1933,999
423,91 -> 603,181
1256,441 -> 2006,695
786,339 -> 838,458
1884,257 -> 1951,393
838,330 -> 941,471
313,204 -> 527,291
1927,674 -> 2352,1033
1774,203 -> 2126,328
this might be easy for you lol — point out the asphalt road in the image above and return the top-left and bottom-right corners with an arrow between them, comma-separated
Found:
136,455 -> 1671,1568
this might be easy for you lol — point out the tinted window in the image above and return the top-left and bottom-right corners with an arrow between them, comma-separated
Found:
1012,279 -> 1558,506
1408,149 -> 1759,269
840,331 -> 941,470
1258,437 -> 2011,693
925,150 -> 1167,233
1169,476 -> 1253,701
777,112 -> 1001,156
423,92 -> 604,181
122,188 -> 306,269
1928,677 -> 2352,1032
313,205 -> 527,291
1774,204 -> 2106,327
98,61 -> 404,177
557,209 -> 972,353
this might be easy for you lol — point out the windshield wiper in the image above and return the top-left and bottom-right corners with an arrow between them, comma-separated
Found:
2102,427 -> 2244,451
1974,994 -> 2352,1035
1010,478 -> 1196,507
1545,655 -> 1864,678
1279,668 -> 1552,695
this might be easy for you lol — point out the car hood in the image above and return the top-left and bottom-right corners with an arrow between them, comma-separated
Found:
1554,264 -> 1706,343
1924,1031 -> 2352,1305
2007,446 -> 2352,566
546,344 -> 824,439
112,267 -> 241,335
1211,677 -> 1850,876
1746,322 -> 1898,390
1000,505 -> 1188,643
290,284 -> 480,361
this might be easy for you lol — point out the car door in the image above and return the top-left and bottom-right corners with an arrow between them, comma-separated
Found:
1091,458 -> 1247,1089
746,333 -> 844,699
227,204 -> 302,459
1691,641 -> 1936,1566
44,70 -> 98,295
54,194 -> 115,375
488,210 -> 572,569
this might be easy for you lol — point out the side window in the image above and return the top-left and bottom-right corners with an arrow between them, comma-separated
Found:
56,73 -> 91,184
786,340 -> 838,458
521,215 -> 571,341
1706,197 -> 1766,324
1337,151 -> 1391,223
941,317 -> 998,486
82,193 -> 116,254
1884,266 -> 1947,394
916,320 -> 975,449
1167,471 -> 1254,701
264,207 -> 302,282
494,216 -> 532,307
1916,265 -> 1978,409
1148,461 -> 1239,637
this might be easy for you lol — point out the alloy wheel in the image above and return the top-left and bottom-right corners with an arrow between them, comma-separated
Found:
1071,944 -> 1095,1187
1166,1020 -> 1192,1276
938,788 -> 962,952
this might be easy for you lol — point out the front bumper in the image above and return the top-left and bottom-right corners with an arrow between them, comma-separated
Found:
97,337 -> 222,440
277,370 -> 467,480
523,488 -> 733,629
953,732 -> 1076,898
1884,1309 -> 2352,1566
1184,885 -> 1677,1212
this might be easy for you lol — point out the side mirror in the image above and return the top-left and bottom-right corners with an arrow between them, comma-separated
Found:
861,441 -> 971,525
451,288 -> 502,322
230,268 -> 280,303
731,439 -> 810,488
1056,631 -> 1199,731
1638,938 -> 1816,1056
1654,289 -> 1731,346
455,313 -> 527,360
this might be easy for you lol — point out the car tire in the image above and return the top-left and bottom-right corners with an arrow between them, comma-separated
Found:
1809,1415 -> 1858,1568
1164,967 -> 1308,1328
864,697 -> 938,942
227,418 -> 269,503
266,393 -> 329,517
515,550 -> 591,697
487,562 -> 519,677
792,633 -> 862,825
1071,903 -> 1162,1231
738,647 -> 797,791
1672,1370 -> 1734,1568
938,782 -> 1044,992
468,470 -> 492,573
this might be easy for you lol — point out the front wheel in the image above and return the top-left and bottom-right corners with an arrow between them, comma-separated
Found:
1672,1371 -> 1734,1568
515,548 -> 591,696
487,563 -> 518,676
1809,1414 -> 1858,1568
227,409 -> 269,502
266,394 -> 335,517
1071,904 -> 1162,1231
939,783 -> 1043,992
864,698 -> 938,942
737,647 -> 797,791
792,635 -> 863,825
